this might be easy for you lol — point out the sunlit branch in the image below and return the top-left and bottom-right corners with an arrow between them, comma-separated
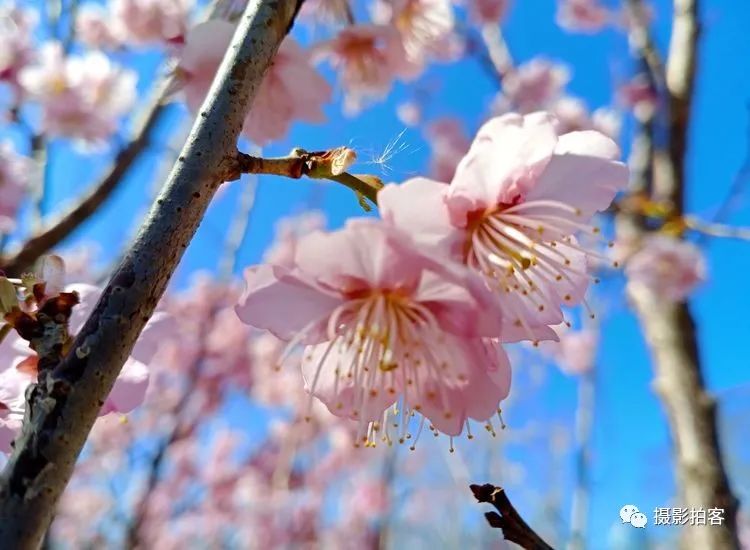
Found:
228,148 -> 383,208
0,2 -> 305,547
480,24 -> 513,80
684,216 -> 750,241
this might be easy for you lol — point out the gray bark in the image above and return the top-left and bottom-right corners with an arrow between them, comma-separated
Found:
0,2 -> 304,547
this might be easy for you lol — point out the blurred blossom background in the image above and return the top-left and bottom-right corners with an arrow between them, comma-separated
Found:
1,0 -> 749,548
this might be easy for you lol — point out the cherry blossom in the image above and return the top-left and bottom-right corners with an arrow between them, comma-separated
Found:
465,0 -> 510,24
18,43 -> 137,143
556,0 -> 611,33
0,140 -> 31,233
0,4 -> 36,96
380,112 -> 628,342
75,4 -> 124,50
625,235 -> 707,301
543,324 -> 598,375
371,0 -> 455,65
177,21 -> 331,145
493,58 -> 570,115
314,24 -> 420,113
111,0 -> 192,47
236,219 -> 511,440
425,118 -> 471,182
0,272 -> 174,453
299,0 -> 353,25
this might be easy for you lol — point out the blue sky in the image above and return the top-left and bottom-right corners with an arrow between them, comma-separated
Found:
5,0 -> 750,546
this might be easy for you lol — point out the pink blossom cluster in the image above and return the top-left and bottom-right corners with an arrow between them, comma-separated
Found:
176,21 -> 331,145
625,235 -> 707,302
75,0 -> 192,50
0,257 -> 173,452
0,141 -> 31,233
493,58 -> 621,142
556,0 -> 613,33
0,4 -> 37,96
235,111 -> 628,445
18,43 -> 137,144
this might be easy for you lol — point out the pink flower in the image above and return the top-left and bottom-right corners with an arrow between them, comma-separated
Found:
112,0 -> 191,46
467,0 -> 510,24
18,43 -> 137,144
550,98 -> 622,143
75,4 -> 124,49
493,59 -> 570,114
625,235 -> 707,301
314,24 -> 420,114
371,0 -> 455,64
618,74 -> 658,119
556,0 -> 611,33
396,101 -> 422,126
177,22 -> 331,145
542,324 -> 598,375
425,118 -> 471,182
0,141 -> 31,233
380,112 -> 628,342
299,0 -> 353,24
236,219 -> 510,440
243,39 -> 332,146
0,282 -> 174,452
263,211 -> 327,269
0,5 -> 36,91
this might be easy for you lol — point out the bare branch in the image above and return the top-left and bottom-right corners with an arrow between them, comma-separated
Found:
0,2 -> 305,547
471,483 -> 555,550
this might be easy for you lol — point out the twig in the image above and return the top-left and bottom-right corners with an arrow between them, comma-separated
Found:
0,2 -> 305,547
470,484 -> 555,550
230,149 -> 383,207
684,216 -> 750,241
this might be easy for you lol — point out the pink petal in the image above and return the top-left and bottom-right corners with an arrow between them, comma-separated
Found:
447,112 -> 559,225
524,130 -> 628,220
378,177 -> 463,257
100,358 -> 149,415
235,264 -> 342,342
294,219 -> 428,295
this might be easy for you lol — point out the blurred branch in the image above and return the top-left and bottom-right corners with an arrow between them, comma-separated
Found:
0,2 -> 305,547
684,216 -> 750,241
480,24 -> 513,80
567,370 -> 595,550
218,175 -> 258,279
618,1 -> 741,548
624,0 -> 665,90
471,484 -> 554,550
0,81 -> 170,277
124,311 -> 215,548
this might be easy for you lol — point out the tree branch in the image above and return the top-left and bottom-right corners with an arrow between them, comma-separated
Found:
229,148 -> 383,207
618,1 -> 740,548
470,484 -> 554,550
0,83 -> 169,277
0,2 -> 305,547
